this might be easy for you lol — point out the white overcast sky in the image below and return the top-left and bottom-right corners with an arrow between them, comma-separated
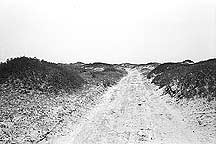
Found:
0,0 -> 216,63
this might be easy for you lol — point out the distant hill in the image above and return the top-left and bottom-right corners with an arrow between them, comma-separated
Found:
147,59 -> 216,101
61,61 -> 127,88
86,62 -> 112,67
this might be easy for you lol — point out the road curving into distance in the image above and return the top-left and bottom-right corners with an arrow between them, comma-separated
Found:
45,68 -> 203,144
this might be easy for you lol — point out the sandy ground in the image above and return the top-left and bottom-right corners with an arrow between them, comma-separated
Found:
45,69 -> 207,144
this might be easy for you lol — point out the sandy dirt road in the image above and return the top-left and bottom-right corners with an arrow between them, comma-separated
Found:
47,69 -> 202,144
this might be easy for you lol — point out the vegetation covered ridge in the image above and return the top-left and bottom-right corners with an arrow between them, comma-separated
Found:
147,58 -> 216,101
0,57 -> 85,93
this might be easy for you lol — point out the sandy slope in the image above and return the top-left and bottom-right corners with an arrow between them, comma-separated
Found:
45,69 -> 204,144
